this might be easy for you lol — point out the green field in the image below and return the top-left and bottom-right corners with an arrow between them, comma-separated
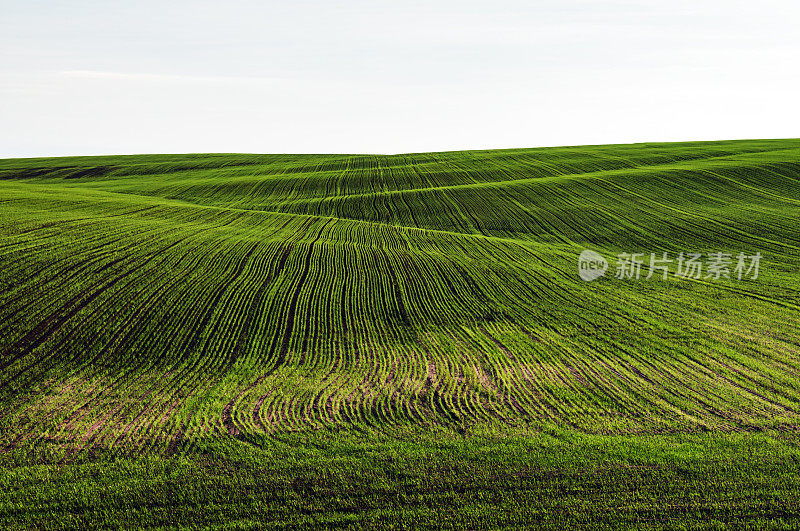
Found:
2,139 -> 800,528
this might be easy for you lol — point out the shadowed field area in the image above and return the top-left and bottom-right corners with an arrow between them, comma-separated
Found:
2,139 -> 800,527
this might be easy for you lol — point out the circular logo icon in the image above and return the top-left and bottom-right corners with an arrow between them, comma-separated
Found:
578,250 -> 608,282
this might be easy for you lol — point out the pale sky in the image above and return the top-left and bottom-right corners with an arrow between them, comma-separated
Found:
1,0 -> 798,157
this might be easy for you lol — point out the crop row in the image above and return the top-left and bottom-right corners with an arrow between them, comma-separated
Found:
1,140 -> 799,452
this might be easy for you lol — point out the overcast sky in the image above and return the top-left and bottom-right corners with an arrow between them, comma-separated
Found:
1,0 -> 798,157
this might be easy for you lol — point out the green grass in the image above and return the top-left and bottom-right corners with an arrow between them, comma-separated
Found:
1,139 -> 800,527
3,430 -> 800,529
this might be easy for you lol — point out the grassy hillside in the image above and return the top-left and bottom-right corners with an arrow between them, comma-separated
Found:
2,139 -> 800,527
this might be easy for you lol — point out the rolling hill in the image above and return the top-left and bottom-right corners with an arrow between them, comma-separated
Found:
2,139 -> 800,528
